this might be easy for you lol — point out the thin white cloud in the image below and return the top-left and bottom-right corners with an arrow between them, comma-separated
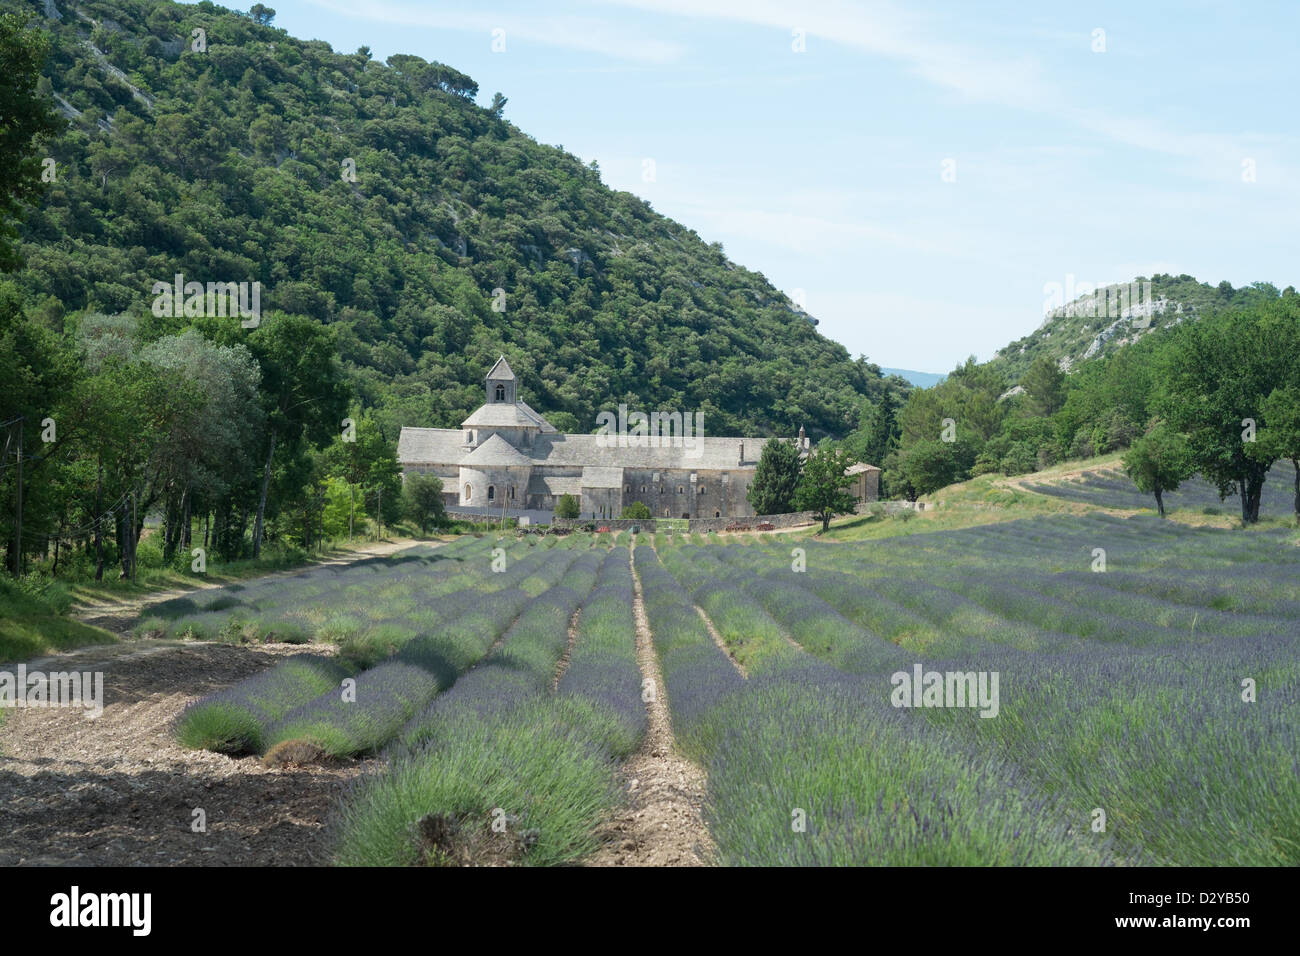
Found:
601,0 -> 1298,187
603,0 -> 1053,108
302,0 -> 686,63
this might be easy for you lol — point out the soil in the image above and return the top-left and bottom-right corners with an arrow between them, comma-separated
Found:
0,541 -> 427,866
581,549 -> 717,866
1,537 -> 729,867
0,639 -> 375,866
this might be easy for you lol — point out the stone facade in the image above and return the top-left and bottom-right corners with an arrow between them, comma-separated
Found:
398,357 -> 877,521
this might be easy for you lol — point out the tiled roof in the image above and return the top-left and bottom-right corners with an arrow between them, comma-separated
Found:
516,401 -> 558,432
846,462 -> 881,474
485,355 -> 516,381
462,403 -> 547,429
461,433 -> 533,467
397,427 -> 466,464
397,427 -> 842,473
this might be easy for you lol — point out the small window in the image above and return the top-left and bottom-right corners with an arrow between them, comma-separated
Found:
624,485 -> 630,494
488,485 -> 495,501
700,487 -> 706,495
508,486 -> 515,500
640,485 -> 646,493
677,486 -> 683,494
494,384 -> 505,401
465,484 -> 472,499
714,511 -> 721,518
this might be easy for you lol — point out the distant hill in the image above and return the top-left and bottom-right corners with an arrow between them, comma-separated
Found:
880,368 -> 946,389
989,275 -> 1294,382
14,0 -> 900,440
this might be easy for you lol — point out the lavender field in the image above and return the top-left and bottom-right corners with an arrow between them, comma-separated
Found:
159,517 -> 1299,866
1026,462 -> 1297,516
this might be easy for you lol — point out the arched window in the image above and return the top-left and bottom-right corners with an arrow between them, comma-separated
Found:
677,486 -> 683,494
488,485 -> 495,501
494,383 -> 506,401
624,485 -> 630,494
640,485 -> 646,493
465,484 -> 472,500
714,511 -> 720,518
700,487 -> 706,495
508,485 -> 515,500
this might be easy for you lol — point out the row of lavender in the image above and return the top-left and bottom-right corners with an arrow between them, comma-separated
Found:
141,535 -> 497,650
331,547 -> 649,866
171,537 -> 582,754
662,515 -> 1300,864
259,546 -> 587,758
641,544 -> 1116,865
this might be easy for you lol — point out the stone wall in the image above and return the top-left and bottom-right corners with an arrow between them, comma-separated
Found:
550,509 -> 818,533
686,510 -> 817,532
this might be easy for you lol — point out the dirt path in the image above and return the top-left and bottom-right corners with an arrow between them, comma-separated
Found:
0,640 -> 373,866
72,539 -> 426,635
694,605 -> 748,678
552,608 -> 580,691
583,549 -> 716,866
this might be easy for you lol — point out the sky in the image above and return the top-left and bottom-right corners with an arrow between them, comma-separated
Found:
240,0 -> 1299,373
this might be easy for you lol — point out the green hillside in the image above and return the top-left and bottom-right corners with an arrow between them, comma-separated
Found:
990,274 -> 1292,382
12,0 -> 893,440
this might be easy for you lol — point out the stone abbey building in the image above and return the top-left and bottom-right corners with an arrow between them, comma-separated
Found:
398,357 -> 878,520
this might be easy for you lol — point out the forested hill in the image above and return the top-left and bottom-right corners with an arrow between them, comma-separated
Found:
15,0 -> 894,440
989,274 -> 1292,382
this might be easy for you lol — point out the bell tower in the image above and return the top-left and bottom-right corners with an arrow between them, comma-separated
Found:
485,355 -> 517,405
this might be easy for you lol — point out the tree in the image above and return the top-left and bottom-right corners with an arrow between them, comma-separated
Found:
401,473 -> 445,534
747,438 -> 802,515
887,438 -> 970,499
794,444 -> 857,533
1158,303 -> 1298,523
1021,355 -> 1066,417
322,476 -> 364,538
137,331 -> 263,561
489,92 -> 508,117
324,413 -> 398,540
0,14 -> 62,271
244,315 -> 350,556
1252,385 -> 1300,519
620,501 -> 650,520
249,5 -> 276,26
1123,424 -> 1193,517
555,494 -> 580,519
